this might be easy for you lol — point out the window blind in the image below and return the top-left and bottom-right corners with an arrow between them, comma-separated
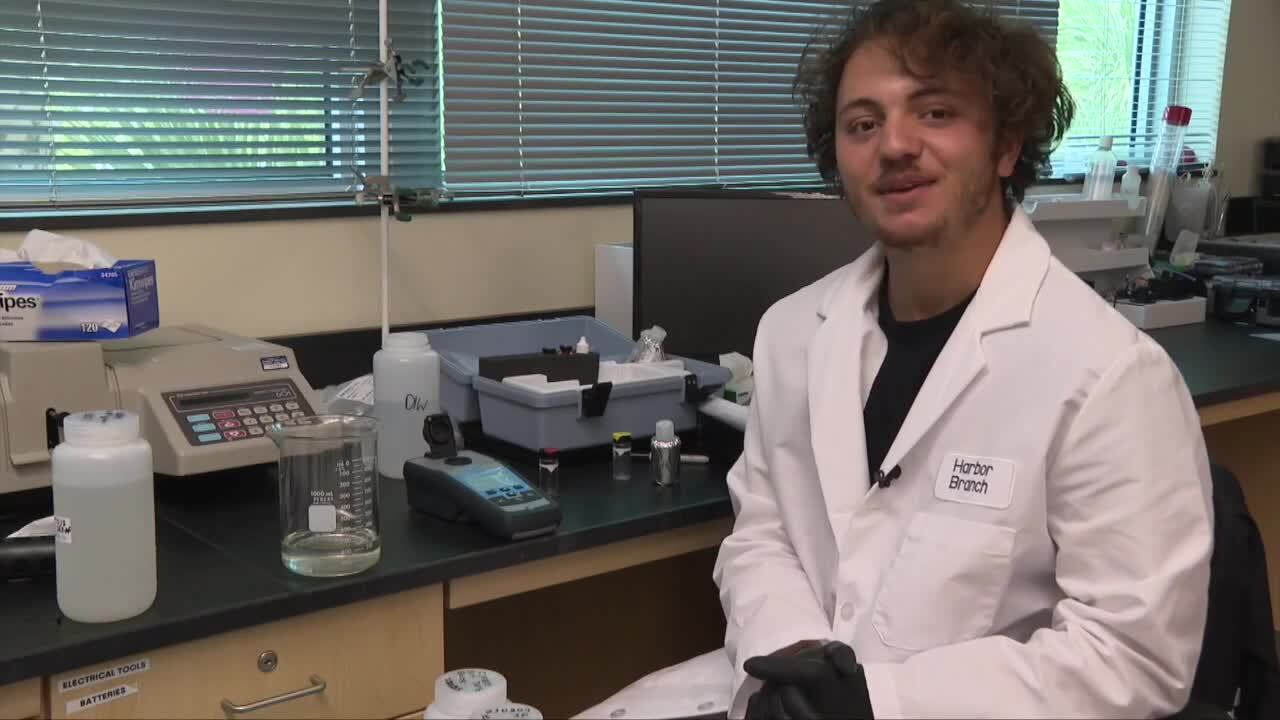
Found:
1053,0 -> 1231,177
0,0 -> 441,213
441,0 -> 1060,199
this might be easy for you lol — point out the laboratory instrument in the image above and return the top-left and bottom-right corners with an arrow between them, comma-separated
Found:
612,432 -> 633,481
1082,136 -> 1117,201
0,324 -> 320,495
52,410 -> 155,623
1114,270 -> 1208,329
631,190 -> 872,359
270,415 -> 381,577
426,669 -> 508,720
429,316 -> 727,453
537,448 -> 560,498
0,536 -> 54,581
404,415 -> 560,541
1140,106 -> 1193,253
1208,275 -> 1280,326
373,332 -> 439,479
1197,233 -> 1280,272
651,419 -> 681,487
1189,254 -> 1264,281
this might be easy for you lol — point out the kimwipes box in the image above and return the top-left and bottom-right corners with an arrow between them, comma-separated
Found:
0,260 -> 159,341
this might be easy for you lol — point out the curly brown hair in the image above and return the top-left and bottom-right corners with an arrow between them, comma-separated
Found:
795,0 -> 1075,203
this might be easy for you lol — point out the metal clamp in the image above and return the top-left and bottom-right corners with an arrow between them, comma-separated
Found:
683,374 -> 712,404
342,39 -> 432,103
220,675 -> 326,715
352,168 -> 444,222
579,381 -> 613,418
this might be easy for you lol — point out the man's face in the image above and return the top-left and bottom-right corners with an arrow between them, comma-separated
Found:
834,40 -> 1019,249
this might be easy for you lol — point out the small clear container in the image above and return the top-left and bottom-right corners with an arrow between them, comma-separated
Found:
612,432 -> 633,481
269,415 -> 381,577
537,449 -> 560,498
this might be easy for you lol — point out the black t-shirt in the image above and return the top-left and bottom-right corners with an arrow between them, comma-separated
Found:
863,274 -> 975,482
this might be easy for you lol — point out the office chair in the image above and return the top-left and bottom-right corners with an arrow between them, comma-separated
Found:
1176,463 -> 1280,719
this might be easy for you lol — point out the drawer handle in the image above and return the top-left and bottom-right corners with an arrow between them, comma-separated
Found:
220,674 -> 326,715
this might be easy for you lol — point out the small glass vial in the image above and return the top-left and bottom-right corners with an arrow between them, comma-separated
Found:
612,432 -> 633,481
538,448 -> 560,498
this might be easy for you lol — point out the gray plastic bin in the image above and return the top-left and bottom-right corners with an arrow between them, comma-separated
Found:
426,316 -> 731,451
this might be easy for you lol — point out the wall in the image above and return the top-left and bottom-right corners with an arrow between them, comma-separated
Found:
0,204 -> 631,339
1215,0 -> 1280,197
2,0 -> 1272,339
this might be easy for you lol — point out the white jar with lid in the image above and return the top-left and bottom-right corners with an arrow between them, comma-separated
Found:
424,669 -> 508,720
374,332 -> 440,479
471,703 -> 543,719
52,410 -> 156,623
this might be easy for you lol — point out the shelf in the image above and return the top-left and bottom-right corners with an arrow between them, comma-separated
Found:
1056,246 -> 1150,273
1023,195 -> 1147,222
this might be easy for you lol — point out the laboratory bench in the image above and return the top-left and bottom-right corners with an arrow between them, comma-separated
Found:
6,319 -> 1280,719
0,461 -> 733,719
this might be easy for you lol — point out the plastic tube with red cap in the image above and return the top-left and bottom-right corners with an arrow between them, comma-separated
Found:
1139,105 -> 1193,252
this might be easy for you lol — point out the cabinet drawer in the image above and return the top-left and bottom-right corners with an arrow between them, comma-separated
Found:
0,678 -> 41,719
50,584 -> 443,720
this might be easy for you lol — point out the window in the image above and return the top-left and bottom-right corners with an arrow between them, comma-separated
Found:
0,0 -> 441,216
1,0 -> 1234,216
441,0 -> 1060,198
1054,0 -> 1233,177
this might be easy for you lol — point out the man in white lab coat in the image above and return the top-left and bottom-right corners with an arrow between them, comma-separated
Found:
713,1 -> 1214,718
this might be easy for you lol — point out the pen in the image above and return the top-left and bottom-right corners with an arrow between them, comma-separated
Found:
640,452 -> 710,465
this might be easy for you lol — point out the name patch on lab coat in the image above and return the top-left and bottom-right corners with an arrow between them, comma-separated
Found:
934,453 -> 1015,509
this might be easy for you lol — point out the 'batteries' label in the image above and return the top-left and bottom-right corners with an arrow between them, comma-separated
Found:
67,684 -> 138,715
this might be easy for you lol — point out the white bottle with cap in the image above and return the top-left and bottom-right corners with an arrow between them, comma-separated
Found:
651,419 -> 681,487
425,669 -> 508,720
52,410 -> 156,623
1082,135 -> 1118,201
1120,163 -> 1142,209
374,332 -> 440,479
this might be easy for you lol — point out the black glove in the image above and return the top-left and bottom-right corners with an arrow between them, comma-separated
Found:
743,641 -> 875,720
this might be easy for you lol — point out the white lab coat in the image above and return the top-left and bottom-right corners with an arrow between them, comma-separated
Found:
713,208 -> 1214,719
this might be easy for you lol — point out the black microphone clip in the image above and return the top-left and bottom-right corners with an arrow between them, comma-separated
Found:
876,465 -> 902,488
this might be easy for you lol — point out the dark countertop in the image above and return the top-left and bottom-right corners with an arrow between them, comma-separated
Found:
3,319 -> 1278,689
1148,321 -> 1280,407
0,460 -> 732,687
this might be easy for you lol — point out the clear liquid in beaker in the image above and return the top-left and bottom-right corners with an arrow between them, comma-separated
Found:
282,528 -> 381,577
271,415 -> 381,577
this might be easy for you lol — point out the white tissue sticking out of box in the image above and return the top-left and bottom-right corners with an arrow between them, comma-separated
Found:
15,229 -> 118,268
6,515 -> 56,539
718,352 -> 753,382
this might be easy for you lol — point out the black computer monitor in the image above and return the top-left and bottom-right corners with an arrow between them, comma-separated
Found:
633,189 -> 875,360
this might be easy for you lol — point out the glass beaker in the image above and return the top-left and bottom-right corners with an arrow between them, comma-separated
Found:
268,415 -> 381,577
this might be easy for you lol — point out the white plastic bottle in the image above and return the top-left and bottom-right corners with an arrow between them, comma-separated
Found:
52,410 -> 156,623
374,332 -> 440,479
1120,164 -> 1142,209
1082,136 -> 1118,201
